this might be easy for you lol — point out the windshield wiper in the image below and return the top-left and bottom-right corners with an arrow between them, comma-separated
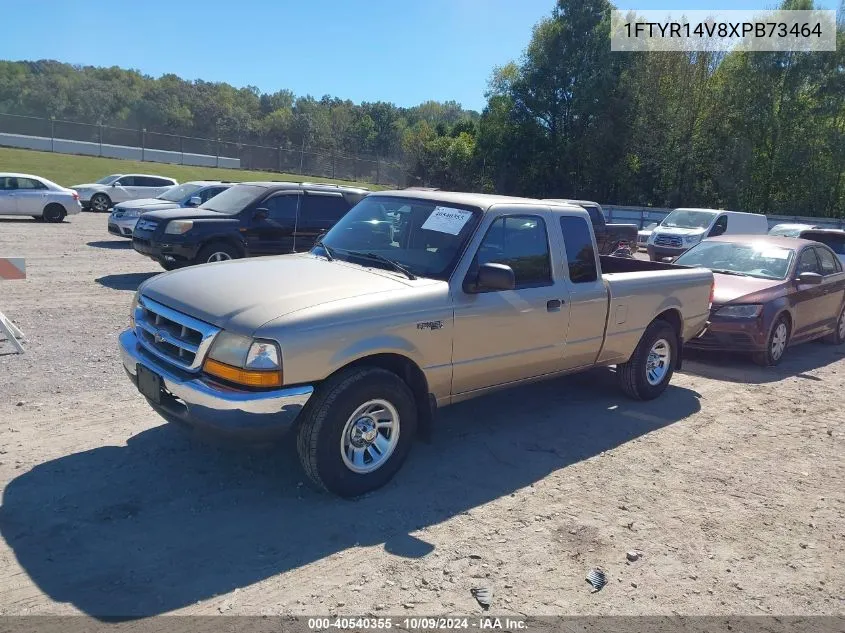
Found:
711,269 -> 749,277
346,250 -> 417,280
313,238 -> 335,261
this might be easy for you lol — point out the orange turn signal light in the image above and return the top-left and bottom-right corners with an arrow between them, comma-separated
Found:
203,358 -> 282,388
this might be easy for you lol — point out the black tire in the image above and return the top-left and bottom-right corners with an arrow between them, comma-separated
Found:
158,260 -> 181,271
90,193 -> 111,213
752,314 -> 790,366
617,319 -> 677,400
42,203 -> 66,223
296,367 -> 417,498
194,241 -> 241,265
822,304 -> 845,345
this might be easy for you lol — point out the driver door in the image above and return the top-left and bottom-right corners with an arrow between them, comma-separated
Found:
791,247 -> 829,341
451,212 -> 571,395
110,176 -> 136,203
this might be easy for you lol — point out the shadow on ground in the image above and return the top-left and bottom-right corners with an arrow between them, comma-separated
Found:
95,272 -> 159,291
87,240 -> 132,250
683,341 -> 845,385
0,368 -> 701,618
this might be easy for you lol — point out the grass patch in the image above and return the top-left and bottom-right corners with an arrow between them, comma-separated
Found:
0,146 -> 387,190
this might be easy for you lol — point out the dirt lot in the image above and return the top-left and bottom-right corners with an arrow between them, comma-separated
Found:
0,213 -> 842,618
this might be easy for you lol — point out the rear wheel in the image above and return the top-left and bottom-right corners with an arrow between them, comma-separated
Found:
617,319 -> 677,400
195,241 -> 241,265
90,193 -> 111,213
753,315 -> 790,366
42,203 -> 66,223
296,367 -> 417,497
823,305 -> 845,345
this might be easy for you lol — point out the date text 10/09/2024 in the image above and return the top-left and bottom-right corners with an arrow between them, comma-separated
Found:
307,617 -> 528,630
623,21 -> 824,39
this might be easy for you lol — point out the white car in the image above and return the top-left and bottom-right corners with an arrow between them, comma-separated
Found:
0,173 -> 82,222
72,174 -> 178,212
768,222 -> 821,237
637,221 -> 659,251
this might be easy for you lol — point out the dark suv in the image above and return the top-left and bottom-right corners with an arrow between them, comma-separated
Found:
131,182 -> 369,269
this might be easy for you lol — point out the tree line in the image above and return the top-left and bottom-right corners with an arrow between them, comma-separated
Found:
0,0 -> 842,216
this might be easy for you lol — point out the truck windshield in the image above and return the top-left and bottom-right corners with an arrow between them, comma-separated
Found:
662,209 -> 717,229
198,184 -> 266,214
158,183 -> 203,202
676,241 -> 794,280
315,196 -> 482,281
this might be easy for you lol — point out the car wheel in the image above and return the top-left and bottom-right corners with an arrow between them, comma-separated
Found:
42,203 -> 66,223
195,241 -> 241,265
296,367 -> 417,498
158,260 -> 180,271
90,193 -> 111,213
753,314 -> 790,366
617,319 -> 677,400
823,304 -> 845,345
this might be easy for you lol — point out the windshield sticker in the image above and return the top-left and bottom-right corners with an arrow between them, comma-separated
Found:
759,249 -> 791,259
421,206 -> 473,235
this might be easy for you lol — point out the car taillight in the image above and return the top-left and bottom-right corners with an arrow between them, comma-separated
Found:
72,192 -> 80,200
709,279 -> 715,307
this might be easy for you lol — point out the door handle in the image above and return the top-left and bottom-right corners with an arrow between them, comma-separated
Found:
547,299 -> 563,311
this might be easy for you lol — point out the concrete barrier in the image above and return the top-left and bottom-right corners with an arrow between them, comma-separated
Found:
0,132 -> 241,169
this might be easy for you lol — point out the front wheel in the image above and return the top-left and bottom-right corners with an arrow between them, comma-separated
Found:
752,315 -> 790,366
617,319 -> 677,400
296,367 -> 417,497
90,193 -> 111,213
194,241 -> 241,265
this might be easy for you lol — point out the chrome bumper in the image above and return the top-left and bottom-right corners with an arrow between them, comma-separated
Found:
119,329 -> 313,436
109,214 -> 139,236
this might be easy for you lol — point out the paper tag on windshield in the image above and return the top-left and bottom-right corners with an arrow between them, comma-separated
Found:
421,206 -> 473,235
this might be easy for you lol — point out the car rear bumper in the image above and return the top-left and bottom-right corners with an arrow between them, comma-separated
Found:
120,329 -> 314,438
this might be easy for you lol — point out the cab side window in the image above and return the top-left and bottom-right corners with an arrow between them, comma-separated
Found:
559,216 -> 598,283
815,247 -> 840,275
474,215 -> 552,289
709,215 -> 728,237
797,248 -> 821,274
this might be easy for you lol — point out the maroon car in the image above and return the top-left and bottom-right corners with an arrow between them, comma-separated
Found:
676,235 -> 845,366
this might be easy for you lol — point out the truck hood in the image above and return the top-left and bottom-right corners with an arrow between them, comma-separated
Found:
712,273 -> 786,304
139,254 -> 414,333
141,208 -> 231,221
115,198 -> 178,210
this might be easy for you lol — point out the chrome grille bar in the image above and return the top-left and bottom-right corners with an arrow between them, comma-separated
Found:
134,296 -> 219,372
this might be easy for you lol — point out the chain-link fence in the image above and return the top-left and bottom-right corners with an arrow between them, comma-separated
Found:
0,113 -> 407,187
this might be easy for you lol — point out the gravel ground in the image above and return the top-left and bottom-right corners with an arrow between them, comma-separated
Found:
0,213 -> 843,618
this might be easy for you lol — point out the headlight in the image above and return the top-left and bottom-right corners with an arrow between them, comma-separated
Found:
129,291 -> 140,329
204,332 -> 282,388
124,209 -> 142,218
684,235 -> 701,244
164,220 -> 194,235
716,304 -> 763,318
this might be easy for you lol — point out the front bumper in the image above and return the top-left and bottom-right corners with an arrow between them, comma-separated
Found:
108,214 -> 139,237
131,235 -> 200,263
647,243 -> 690,261
120,329 -> 314,438
686,317 -> 768,352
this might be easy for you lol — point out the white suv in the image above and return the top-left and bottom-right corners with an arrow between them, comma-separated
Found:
72,174 -> 178,212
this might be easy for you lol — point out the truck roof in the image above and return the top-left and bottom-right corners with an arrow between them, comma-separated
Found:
374,189 -> 586,212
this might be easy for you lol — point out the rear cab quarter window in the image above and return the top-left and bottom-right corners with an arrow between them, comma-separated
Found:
559,216 -> 599,283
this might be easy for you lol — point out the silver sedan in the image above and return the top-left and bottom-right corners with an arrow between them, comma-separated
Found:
0,173 -> 82,222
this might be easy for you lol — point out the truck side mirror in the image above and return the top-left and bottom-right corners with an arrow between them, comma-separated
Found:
468,263 -> 516,292
188,196 -> 202,207
254,207 -> 269,221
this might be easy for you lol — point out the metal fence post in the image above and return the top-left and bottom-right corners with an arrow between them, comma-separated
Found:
376,158 -> 380,185
216,138 -> 220,168
141,128 -> 146,161
50,116 -> 55,152
98,123 -> 103,156
331,151 -> 336,179
278,146 -> 282,173
179,135 -> 184,165
299,140 -> 305,175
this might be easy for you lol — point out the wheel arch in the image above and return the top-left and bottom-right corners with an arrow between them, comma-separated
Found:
653,308 -> 683,369
325,352 -> 434,440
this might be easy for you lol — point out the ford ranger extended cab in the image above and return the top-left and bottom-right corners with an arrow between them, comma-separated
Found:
119,191 -> 713,497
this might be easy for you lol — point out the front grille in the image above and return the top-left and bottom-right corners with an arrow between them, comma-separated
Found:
654,235 -> 683,248
134,296 -> 219,372
136,218 -> 158,232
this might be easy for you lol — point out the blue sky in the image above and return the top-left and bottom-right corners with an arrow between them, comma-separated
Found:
0,0 -> 838,111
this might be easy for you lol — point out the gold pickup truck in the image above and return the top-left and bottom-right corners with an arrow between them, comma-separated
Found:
119,191 -> 713,497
